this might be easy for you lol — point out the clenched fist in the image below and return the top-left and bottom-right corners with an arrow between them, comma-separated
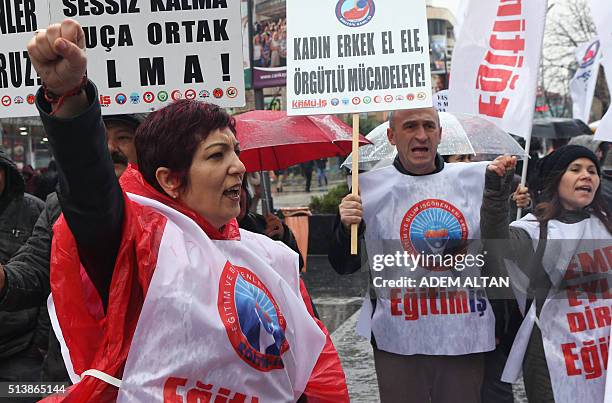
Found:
487,155 -> 517,177
264,213 -> 285,239
27,19 -> 86,96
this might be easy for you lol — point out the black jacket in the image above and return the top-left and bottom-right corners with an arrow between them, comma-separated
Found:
602,173 -> 611,207
0,151 -> 44,359
0,193 -> 68,380
37,82 -> 124,311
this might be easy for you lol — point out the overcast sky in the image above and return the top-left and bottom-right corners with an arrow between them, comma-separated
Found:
430,0 -> 461,18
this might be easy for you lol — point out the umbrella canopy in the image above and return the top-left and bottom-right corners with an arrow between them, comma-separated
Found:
234,110 -> 371,172
342,112 -> 527,171
531,118 -> 592,139
567,134 -> 603,153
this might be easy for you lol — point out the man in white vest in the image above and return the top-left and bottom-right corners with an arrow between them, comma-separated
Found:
328,107 -> 496,402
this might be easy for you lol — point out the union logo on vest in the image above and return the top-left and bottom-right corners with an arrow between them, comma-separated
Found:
400,199 -> 468,270
218,262 -> 289,371
335,0 -> 375,27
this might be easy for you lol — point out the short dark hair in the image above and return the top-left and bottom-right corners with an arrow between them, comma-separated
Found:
135,100 -> 236,194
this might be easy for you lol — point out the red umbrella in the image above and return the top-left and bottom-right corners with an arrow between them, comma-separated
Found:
234,110 -> 371,172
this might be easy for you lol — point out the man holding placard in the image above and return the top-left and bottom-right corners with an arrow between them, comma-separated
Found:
285,0 -> 495,400
328,107 -> 495,402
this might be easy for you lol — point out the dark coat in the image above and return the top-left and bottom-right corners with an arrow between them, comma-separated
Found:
0,193 -> 69,381
602,173 -> 611,207
0,151 -> 44,359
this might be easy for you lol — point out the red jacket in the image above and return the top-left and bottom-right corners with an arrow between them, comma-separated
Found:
43,166 -> 349,402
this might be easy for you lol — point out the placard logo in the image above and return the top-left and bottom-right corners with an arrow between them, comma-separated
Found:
335,0 -> 375,27
100,95 -> 111,107
157,91 -> 169,102
185,89 -> 197,100
115,93 -> 127,105
171,90 -> 183,101
143,91 -> 155,103
129,93 -> 140,104
226,87 -> 238,98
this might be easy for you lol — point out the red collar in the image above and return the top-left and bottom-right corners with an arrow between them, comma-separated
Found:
119,164 -> 240,240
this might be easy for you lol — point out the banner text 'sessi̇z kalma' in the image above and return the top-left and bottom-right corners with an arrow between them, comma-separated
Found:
0,0 -> 245,117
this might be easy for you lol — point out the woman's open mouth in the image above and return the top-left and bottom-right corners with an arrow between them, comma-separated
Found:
223,185 -> 241,201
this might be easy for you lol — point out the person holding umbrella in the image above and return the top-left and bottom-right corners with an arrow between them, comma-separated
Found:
328,107 -> 500,402
28,19 -> 348,402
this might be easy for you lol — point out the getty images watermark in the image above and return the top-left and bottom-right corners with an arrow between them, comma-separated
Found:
370,251 -> 510,289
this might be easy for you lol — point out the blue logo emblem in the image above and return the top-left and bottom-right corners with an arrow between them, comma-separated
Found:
400,199 -> 468,270
115,93 -> 127,105
342,98 -> 350,105
129,92 -> 140,104
331,98 -> 340,106
335,0 -> 375,27
219,262 -> 289,371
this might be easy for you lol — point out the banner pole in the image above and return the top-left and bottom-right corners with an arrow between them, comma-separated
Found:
517,0 -> 549,220
516,130 -> 531,220
351,113 -> 360,255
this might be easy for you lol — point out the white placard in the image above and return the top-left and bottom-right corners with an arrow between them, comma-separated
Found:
286,0 -> 432,116
588,0 -> 612,142
48,0 -> 245,114
448,0 -> 548,138
0,0 -> 49,118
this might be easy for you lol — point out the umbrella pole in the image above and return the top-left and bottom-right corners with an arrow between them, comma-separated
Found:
351,113 -> 360,255
516,130 -> 532,220
261,171 -> 273,216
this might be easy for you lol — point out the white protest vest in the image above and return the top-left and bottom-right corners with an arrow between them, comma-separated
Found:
51,193 -> 326,403
502,214 -> 612,403
357,162 -> 495,355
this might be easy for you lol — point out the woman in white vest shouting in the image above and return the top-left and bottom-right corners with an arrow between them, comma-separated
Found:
481,146 -> 612,403
28,19 -> 349,402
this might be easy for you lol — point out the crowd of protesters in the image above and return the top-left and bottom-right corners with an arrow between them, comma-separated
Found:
0,18 -> 610,403
253,18 -> 287,68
